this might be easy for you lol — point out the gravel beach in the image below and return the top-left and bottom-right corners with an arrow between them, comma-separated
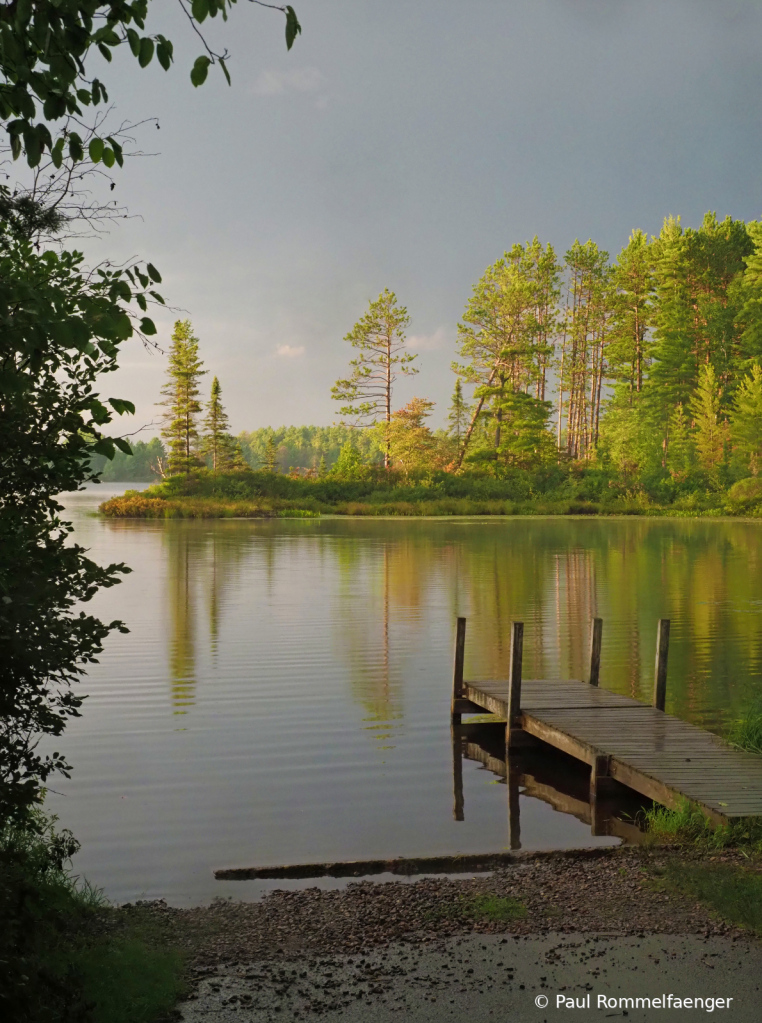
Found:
125,848 -> 762,1020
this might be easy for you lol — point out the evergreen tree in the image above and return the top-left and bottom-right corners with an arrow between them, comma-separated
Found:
332,289 -> 416,468
731,364 -> 762,475
557,239 -> 611,459
666,404 -> 695,477
158,320 -> 206,476
455,239 -> 561,466
202,377 -> 230,472
447,377 -> 470,444
264,433 -> 279,473
689,364 -> 727,471
331,440 -> 364,478
608,229 -> 654,401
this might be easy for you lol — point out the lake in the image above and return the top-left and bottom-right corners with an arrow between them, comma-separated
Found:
51,486 -> 762,905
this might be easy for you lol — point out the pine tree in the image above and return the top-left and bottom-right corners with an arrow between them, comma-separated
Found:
447,378 -> 470,443
264,433 -> 279,473
666,403 -> 695,477
331,289 -> 416,468
158,320 -> 207,476
202,376 -> 230,472
731,364 -> 762,475
689,364 -> 727,471
455,239 -> 561,466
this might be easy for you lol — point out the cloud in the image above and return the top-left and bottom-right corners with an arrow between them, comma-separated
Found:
251,67 -> 324,97
408,327 -> 448,351
275,344 -> 306,358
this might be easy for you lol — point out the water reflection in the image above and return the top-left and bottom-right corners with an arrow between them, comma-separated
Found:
50,503 -> 762,904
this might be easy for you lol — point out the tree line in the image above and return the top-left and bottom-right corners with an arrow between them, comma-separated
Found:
327,213 -> 762,491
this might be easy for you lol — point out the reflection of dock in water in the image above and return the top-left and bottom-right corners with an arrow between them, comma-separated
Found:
452,721 -> 647,847
452,616 -> 762,834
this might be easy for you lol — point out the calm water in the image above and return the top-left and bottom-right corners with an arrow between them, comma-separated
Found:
51,487 -> 762,905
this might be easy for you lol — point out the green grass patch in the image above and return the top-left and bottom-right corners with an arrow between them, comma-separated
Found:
727,703 -> 762,755
642,799 -> 762,852
662,860 -> 762,935
1,807 -> 187,1022
427,893 -> 527,923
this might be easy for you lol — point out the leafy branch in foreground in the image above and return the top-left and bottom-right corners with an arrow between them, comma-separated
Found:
0,218 -> 164,820
0,0 -> 301,168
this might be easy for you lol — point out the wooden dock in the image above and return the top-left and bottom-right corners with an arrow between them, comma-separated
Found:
451,617 -> 762,825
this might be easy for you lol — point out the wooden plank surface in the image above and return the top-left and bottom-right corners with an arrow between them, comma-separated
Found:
464,677 -> 762,820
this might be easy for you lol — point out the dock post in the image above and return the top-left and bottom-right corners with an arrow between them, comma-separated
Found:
508,757 -> 521,850
588,617 -> 603,687
505,621 -> 524,752
653,619 -> 670,712
451,721 -> 464,821
589,752 -> 611,835
451,616 -> 467,725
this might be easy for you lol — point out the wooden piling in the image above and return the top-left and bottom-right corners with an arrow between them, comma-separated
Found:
588,617 -> 603,687
505,621 -> 524,751
653,618 -> 670,712
451,616 -> 467,725
452,722 -> 464,821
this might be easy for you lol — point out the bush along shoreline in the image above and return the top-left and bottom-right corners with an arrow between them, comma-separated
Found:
98,466 -> 762,520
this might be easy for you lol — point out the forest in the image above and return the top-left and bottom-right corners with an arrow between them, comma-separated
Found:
101,212 -> 762,516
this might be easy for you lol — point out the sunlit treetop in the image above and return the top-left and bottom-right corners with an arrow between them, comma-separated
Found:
0,0 -> 300,167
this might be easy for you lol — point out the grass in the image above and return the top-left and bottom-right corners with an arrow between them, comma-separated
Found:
661,860 -> 762,935
727,703 -> 762,755
0,808 -> 187,1023
642,799 -> 762,852
426,893 -> 527,923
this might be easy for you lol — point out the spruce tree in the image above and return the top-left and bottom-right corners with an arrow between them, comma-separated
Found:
264,434 -> 279,473
731,364 -> 762,475
447,378 -> 470,443
331,289 -> 416,468
158,320 -> 206,476
689,364 -> 727,471
202,376 -> 243,472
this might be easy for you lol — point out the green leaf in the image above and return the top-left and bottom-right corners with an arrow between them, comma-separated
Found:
285,6 -> 301,50
219,56 -> 231,87
156,42 -> 172,72
113,437 -> 133,456
146,263 -> 162,284
126,28 -> 141,57
88,137 -> 104,163
138,37 -> 154,68
136,293 -> 147,311
149,291 -> 165,305
76,89 -> 92,106
98,43 -> 113,63
191,55 -> 211,88
139,317 -> 158,336
192,0 -> 210,24
102,147 -> 115,168
50,139 -> 64,169
108,398 -> 136,416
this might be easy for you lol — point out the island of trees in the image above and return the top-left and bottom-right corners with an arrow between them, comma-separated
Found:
101,212 -> 762,518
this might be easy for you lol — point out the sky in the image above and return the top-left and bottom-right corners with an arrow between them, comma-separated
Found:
62,0 -> 762,434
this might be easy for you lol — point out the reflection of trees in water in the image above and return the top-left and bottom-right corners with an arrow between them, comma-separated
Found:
332,531 -> 445,732
164,524 -> 251,715
161,518 -> 762,731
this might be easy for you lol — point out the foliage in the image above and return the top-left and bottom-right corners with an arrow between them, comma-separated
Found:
731,364 -> 762,476
455,238 -> 560,467
158,319 -> 206,476
238,424 -> 381,472
689,364 -> 727,473
447,377 -> 470,445
201,376 -> 243,472
90,437 -> 165,481
0,807 -> 186,1022
0,223 -> 166,819
0,0 -> 301,168
727,702 -> 762,756
643,799 -> 762,852
332,288 -> 416,467
380,396 -> 440,476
